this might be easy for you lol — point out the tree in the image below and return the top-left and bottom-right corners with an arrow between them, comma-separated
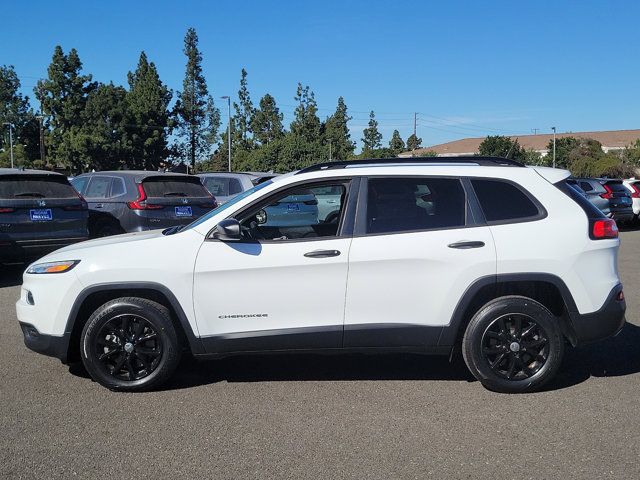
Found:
324,97 -> 355,160
290,83 -> 321,142
546,136 -> 579,169
389,129 -> 405,154
251,93 -> 284,145
478,135 -> 525,161
361,110 -> 382,151
232,68 -> 255,150
0,65 -> 39,165
621,138 -> 640,168
35,46 -> 96,171
523,149 -> 544,166
127,52 -> 172,170
173,27 -> 220,168
406,133 -> 422,151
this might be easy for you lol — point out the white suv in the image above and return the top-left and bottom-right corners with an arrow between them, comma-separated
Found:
622,178 -> 640,223
16,157 -> 626,393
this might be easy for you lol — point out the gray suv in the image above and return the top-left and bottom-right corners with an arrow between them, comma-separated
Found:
71,171 -> 217,237
571,178 -> 633,223
198,172 -> 277,204
0,169 -> 88,262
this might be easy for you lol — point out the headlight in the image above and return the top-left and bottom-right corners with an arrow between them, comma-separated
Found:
26,260 -> 80,274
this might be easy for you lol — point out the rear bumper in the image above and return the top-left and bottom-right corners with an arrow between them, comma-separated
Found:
19,322 -> 70,363
609,209 -> 634,223
0,236 -> 88,261
568,284 -> 626,345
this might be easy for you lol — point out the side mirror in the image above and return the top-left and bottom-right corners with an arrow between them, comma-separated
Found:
213,218 -> 241,241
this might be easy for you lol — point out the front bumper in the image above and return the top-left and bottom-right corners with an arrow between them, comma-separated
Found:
568,284 -> 626,345
19,322 -> 71,363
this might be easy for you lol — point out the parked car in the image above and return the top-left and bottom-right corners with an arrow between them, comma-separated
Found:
622,178 -> 640,223
71,171 -> 217,237
198,172 -> 277,205
0,168 -> 88,263
572,178 -> 633,223
17,157 -> 625,394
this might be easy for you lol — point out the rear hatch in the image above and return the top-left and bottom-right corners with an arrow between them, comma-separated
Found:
602,180 -> 633,211
0,174 -> 88,245
129,176 -> 217,228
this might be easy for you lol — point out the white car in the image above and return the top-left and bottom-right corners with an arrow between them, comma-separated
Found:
622,178 -> 640,222
16,157 -> 626,393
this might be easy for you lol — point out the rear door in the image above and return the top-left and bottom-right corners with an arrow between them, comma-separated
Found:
137,176 -> 217,228
0,175 -> 88,243
343,176 -> 496,348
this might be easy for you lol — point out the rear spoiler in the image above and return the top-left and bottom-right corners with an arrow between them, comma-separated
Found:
529,166 -> 571,184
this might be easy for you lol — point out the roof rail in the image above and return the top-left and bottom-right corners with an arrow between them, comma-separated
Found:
295,156 -> 525,175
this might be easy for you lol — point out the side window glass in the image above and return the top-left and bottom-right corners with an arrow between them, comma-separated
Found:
71,177 -> 87,194
237,182 -> 348,241
471,179 -> 540,222
580,181 -> 593,192
110,178 -> 126,197
366,177 -> 465,234
84,177 -> 112,199
229,178 -> 243,195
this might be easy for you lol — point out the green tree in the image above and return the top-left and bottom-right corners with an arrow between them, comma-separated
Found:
127,51 -> 172,170
35,46 -> 96,171
522,149 -> 544,166
290,83 -> 321,142
546,136 -> 578,169
416,149 -> 437,158
0,65 -> 39,165
324,97 -> 355,160
406,133 -> 422,151
232,68 -> 255,150
361,110 -> 382,151
251,93 -> 284,145
620,138 -> 640,168
173,27 -> 220,168
389,129 -> 405,154
478,135 -> 525,161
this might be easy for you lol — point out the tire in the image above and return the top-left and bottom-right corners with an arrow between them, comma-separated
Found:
80,297 -> 181,392
462,296 -> 564,393
91,218 -> 122,238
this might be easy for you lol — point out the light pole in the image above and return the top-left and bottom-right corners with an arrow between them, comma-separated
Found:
3,122 -> 15,169
551,126 -> 556,169
221,96 -> 231,172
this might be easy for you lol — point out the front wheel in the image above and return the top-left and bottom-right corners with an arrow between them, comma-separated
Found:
462,296 -> 564,393
80,297 -> 181,391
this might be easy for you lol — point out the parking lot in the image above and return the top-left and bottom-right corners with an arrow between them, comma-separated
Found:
0,230 -> 638,479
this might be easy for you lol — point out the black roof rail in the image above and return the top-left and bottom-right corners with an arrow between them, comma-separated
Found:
295,156 -> 525,175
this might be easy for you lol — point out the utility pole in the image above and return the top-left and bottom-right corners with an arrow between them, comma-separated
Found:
3,123 -> 15,169
551,126 -> 557,168
413,112 -> 417,155
328,139 -> 332,161
531,128 -> 539,135
36,115 -> 46,164
221,96 -> 232,172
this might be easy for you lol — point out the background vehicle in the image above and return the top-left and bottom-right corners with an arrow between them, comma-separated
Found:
569,178 -> 611,216
0,169 -> 88,262
71,171 -> 217,237
622,178 -> 640,223
198,172 -> 277,205
572,178 -> 633,222
18,158 -> 625,394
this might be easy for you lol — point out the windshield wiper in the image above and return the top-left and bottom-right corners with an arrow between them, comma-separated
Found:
14,192 -> 46,198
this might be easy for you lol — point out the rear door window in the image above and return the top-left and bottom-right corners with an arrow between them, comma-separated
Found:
143,178 -> 210,198
202,177 -> 244,196
110,177 -> 126,197
84,177 -> 112,199
365,177 -> 466,234
471,179 -> 541,222
71,177 -> 88,194
0,177 -> 77,199
579,181 -> 593,192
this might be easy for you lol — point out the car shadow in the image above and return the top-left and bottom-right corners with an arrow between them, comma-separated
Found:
0,263 -> 24,288
68,322 -> 640,393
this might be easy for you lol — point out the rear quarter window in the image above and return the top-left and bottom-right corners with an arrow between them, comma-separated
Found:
0,177 -> 77,199
471,179 -> 541,222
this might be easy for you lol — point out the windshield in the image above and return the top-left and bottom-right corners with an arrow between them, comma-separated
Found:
182,180 -> 273,231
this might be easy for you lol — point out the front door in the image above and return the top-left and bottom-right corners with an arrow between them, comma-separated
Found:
344,176 -> 497,348
193,178 -> 357,353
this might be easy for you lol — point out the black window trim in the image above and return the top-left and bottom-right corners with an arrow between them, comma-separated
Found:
206,176 -> 360,244
467,177 -> 547,226
353,175 -> 478,237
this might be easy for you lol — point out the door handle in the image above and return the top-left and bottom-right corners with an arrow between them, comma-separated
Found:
447,241 -> 485,249
94,204 -> 104,209
304,249 -> 341,258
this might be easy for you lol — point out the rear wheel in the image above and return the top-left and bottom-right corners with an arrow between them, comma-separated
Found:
462,296 -> 564,393
80,297 -> 181,391
91,218 -> 123,238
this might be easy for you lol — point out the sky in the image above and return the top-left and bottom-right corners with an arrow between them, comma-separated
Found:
2,0 -> 640,150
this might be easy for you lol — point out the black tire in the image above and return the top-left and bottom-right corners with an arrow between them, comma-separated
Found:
462,295 -> 564,393
80,297 -> 181,392
91,218 -> 122,238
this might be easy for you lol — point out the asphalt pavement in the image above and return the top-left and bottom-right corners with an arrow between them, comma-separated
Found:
1,231 -> 639,479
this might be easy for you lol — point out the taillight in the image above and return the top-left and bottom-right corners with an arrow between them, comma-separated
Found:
600,184 -> 613,199
128,184 -> 163,210
0,207 -> 15,213
631,184 -> 640,199
591,218 -> 618,239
